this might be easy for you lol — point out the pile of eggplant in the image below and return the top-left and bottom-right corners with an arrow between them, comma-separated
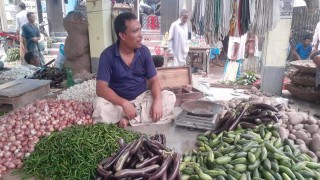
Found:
214,102 -> 283,134
96,134 -> 181,180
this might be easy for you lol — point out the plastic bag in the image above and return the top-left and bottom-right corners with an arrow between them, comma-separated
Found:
55,44 -> 65,69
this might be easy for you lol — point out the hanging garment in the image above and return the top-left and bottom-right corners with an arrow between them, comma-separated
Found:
249,0 -> 280,36
239,0 -> 250,36
219,0 -> 233,38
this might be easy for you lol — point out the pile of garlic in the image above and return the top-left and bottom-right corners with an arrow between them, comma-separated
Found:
0,66 -> 35,80
58,79 -> 96,102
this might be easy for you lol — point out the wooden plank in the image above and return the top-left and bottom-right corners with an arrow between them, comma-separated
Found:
0,79 -> 51,97
157,66 -> 192,88
210,83 -> 253,89
0,83 -> 50,109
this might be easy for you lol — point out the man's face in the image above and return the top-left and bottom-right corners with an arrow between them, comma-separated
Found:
28,14 -> 36,23
180,13 -> 189,24
120,19 -> 142,49
304,39 -> 311,46
31,56 -> 40,66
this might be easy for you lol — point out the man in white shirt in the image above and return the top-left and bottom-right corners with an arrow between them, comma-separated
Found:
16,2 -> 28,65
167,9 -> 189,66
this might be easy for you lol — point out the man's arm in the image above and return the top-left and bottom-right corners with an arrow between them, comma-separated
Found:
313,22 -> 320,49
292,45 -> 301,60
96,80 -> 137,120
16,15 -> 20,35
167,23 -> 175,55
148,76 -> 163,121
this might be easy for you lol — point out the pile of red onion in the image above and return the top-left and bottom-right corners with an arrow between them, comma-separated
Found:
0,99 -> 94,176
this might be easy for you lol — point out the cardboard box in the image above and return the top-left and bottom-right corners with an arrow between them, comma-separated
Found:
156,66 -> 204,106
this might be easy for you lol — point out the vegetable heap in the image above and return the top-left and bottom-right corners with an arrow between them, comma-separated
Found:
57,79 -> 96,102
16,124 -> 139,180
214,102 -> 281,134
97,134 -> 181,180
0,99 -> 93,176
0,66 -> 35,80
180,125 -> 320,179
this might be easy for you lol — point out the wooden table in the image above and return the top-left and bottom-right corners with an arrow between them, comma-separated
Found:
0,79 -> 51,109
188,47 -> 211,75
161,46 -> 211,74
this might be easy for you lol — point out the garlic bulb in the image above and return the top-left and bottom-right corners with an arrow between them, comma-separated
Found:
0,66 -> 35,80
58,79 -> 96,102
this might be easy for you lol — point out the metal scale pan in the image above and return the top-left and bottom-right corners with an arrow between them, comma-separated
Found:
175,100 -> 224,131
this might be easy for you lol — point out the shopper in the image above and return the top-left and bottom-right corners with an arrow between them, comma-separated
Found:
16,2 -> 28,65
167,9 -> 190,66
21,12 -> 45,66
93,12 -> 176,128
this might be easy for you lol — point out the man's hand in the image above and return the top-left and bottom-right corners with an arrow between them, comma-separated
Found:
121,101 -> 137,120
32,37 -> 39,42
150,98 -> 163,122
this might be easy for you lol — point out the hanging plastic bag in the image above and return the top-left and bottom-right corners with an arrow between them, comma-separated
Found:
55,44 -> 65,69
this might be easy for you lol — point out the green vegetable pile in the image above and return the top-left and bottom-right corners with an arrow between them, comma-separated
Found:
180,124 -> 320,180
16,124 -> 139,180
5,48 -> 20,62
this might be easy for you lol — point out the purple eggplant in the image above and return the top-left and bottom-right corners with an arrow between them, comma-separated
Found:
113,164 -> 160,179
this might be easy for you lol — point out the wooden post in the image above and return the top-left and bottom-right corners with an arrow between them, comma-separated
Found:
36,0 -> 43,23
0,0 -> 7,31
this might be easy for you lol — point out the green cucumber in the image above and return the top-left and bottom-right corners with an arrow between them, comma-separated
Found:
261,169 -> 275,180
248,159 -> 261,171
248,152 -> 257,164
279,165 -> 296,179
229,157 -> 246,165
215,156 -> 232,165
234,164 -> 247,173
292,162 -> 307,171
204,169 -> 226,177
263,159 -> 272,171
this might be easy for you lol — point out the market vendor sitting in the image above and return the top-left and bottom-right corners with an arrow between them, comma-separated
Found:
293,36 -> 312,60
24,51 -> 41,71
93,12 -> 176,128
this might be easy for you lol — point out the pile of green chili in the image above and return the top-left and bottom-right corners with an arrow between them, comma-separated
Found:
15,123 -> 139,180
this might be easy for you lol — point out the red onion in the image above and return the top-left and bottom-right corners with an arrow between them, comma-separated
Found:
4,151 -> 12,158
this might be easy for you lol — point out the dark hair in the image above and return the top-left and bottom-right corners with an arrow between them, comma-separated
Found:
24,52 -> 35,64
152,55 -> 164,68
304,35 -> 311,41
19,2 -> 26,10
114,12 -> 137,40
27,12 -> 35,18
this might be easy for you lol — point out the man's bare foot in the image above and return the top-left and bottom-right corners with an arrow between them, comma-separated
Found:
118,118 -> 129,128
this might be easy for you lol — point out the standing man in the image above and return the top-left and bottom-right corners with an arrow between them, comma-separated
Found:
16,2 -> 28,65
167,9 -> 190,66
93,12 -> 176,128
21,12 -> 45,66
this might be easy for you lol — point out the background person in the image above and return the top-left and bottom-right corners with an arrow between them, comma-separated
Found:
21,12 -> 45,66
293,36 -> 312,60
167,9 -> 190,66
16,2 -> 28,65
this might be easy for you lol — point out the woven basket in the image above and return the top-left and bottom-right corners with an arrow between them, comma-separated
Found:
290,60 -> 316,74
287,74 -> 316,87
285,84 -> 320,103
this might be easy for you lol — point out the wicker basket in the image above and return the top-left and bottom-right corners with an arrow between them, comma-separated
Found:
285,84 -> 320,103
287,74 -> 316,87
290,60 -> 316,74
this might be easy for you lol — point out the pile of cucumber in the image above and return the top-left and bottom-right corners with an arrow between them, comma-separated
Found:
180,124 -> 320,180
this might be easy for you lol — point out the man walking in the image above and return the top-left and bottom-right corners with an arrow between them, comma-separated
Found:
16,2 -> 28,65
167,9 -> 190,66
21,12 -> 45,66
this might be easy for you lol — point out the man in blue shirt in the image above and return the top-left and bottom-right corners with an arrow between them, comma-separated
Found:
293,36 -> 312,60
93,12 -> 176,128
